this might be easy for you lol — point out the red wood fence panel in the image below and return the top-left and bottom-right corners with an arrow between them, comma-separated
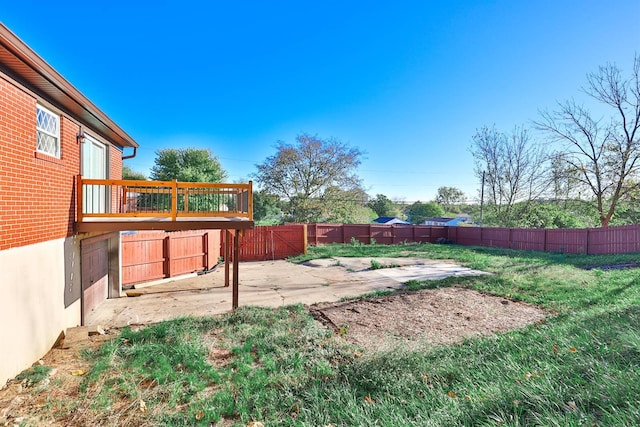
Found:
451,227 -> 482,246
313,223 -> 344,244
509,228 -> 545,251
587,225 -> 640,254
122,231 -> 165,285
302,223 -> 640,255
481,227 -> 511,248
238,225 -> 306,261
122,230 -> 221,285
168,231 -> 208,277
343,224 -> 371,244
301,223 -> 449,245
545,229 -> 588,254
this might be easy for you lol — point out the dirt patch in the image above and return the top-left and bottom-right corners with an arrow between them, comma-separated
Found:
311,287 -> 547,352
0,332 -> 116,426
583,262 -> 640,271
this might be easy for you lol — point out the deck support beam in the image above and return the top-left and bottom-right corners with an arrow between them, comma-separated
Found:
233,229 -> 240,309
224,230 -> 231,288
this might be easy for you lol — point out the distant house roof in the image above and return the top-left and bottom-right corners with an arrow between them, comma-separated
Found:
424,215 -> 474,226
423,217 -> 455,223
373,217 -> 410,225
0,23 -> 138,149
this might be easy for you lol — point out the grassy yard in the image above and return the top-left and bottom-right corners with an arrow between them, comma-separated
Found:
23,243 -> 640,425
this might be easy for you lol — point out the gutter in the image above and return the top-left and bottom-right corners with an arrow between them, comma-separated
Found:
122,147 -> 137,160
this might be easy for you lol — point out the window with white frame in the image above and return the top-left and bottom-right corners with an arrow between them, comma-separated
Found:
36,104 -> 60,158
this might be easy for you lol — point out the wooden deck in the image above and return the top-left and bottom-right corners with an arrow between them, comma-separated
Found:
76,176 -> 254,233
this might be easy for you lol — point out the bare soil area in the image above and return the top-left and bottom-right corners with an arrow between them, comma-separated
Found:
311,287 -> 547,352
0,333 -> 114,426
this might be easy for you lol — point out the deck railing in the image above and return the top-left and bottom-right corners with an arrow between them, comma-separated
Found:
77,176 -> 253,222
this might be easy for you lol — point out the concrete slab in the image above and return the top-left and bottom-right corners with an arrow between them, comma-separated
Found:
60,326 -> 88,349
86,258 -> 489,328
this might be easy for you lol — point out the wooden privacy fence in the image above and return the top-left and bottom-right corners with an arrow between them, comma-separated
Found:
305,223 -> 449,245
121,223 -> 640,286
303,222 -> 640,255
121,226 -> 305,286
449,224 -> 640,254
122,230 -> 221,286
237,225 -> 307,261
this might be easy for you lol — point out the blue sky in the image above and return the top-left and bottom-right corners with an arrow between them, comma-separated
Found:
3,1 -> 639,203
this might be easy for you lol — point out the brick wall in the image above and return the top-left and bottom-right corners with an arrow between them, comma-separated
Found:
0,75 -> 123,250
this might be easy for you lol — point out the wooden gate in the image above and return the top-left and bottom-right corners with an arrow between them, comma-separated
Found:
238,225 -> 307,261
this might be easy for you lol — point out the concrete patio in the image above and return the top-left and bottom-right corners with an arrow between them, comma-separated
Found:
86,257 -> 488,328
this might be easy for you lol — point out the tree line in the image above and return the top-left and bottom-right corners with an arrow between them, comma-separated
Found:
471,55 -> 640,227
125,55 -> 639,228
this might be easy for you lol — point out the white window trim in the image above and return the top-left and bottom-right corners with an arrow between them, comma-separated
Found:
36,104 -> 61,158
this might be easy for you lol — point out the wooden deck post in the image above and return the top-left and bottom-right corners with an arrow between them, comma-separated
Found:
248,181 -> 253,221
224,230 -> 231,287
232,229 -> 240,309
171,179 -> 178,221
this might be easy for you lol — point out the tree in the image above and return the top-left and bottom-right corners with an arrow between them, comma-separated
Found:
548,152 -> 582,204
150,148 -> 227,182
367,193 -> 395,217
321,185 -> 373,224
405,201 -> 444,224
145,148 -> 227,213
536,55 -> 640,226
510,201 -> 586,229
253,190 -> 282,225
122,165 -> 146,180
470,125 -> 549,226
435,186 -> 465,212
254,134 -> 364,222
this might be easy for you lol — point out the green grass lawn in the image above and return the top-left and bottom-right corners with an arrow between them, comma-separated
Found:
37,243 -> 640,425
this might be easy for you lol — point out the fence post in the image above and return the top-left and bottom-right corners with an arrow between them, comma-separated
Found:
303,224 -> 308,254
585,228 -> 590,255
543,229 -> 548,252
164,235 -> 172,278
270,229 -> 275,260
203,232 -> 209,269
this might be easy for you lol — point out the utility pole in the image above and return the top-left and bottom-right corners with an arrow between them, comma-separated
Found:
479,171 -> 485,226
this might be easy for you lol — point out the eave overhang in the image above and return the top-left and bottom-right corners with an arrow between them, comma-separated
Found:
0,22 -> 138,149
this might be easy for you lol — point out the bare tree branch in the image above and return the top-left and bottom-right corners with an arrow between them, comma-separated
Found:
535,54 -> 640,226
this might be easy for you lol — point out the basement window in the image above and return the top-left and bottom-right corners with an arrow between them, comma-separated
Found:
36,104 -> 60,158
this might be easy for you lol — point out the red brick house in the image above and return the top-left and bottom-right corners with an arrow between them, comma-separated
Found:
0,23 -> 253,386
0,22 -> 140,386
